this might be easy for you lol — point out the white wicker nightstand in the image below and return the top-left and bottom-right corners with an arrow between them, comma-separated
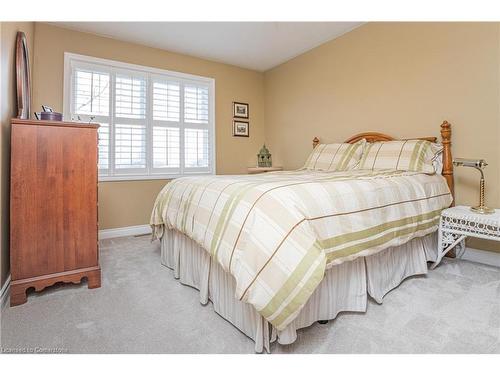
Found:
433,205 -> 500,268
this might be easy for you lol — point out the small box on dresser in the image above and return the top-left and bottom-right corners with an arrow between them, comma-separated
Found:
9,119 -> 101,306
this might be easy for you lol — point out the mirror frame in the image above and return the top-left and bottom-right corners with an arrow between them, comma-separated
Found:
16,31 -> 31,119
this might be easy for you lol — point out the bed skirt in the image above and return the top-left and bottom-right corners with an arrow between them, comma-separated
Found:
160,229 -> 438,353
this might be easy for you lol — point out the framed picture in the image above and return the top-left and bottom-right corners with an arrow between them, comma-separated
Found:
233,120 -> 249,137
233,102 -> 249,119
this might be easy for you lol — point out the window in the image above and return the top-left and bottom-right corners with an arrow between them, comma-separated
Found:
64,53 -> 215,181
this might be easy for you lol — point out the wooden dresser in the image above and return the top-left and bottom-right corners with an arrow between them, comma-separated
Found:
10,119 -> 101,306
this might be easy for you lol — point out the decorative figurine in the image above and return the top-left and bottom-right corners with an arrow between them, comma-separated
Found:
257,144 -> 272,167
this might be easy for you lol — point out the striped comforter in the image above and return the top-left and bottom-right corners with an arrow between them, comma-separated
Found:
150,169 -> 452,330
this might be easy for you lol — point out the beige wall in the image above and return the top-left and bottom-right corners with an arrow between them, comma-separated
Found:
32,23 -> 266,230
0,22 -> 35,285
2,22 -> 500,286
264,22 -> 500,252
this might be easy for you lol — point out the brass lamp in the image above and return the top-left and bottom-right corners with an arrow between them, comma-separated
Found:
453,158 -> 495,214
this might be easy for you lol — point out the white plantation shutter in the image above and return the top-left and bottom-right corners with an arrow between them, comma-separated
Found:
115,74 -> 147,119
114,73 -> 147,172
115,123 -> 147,170
184,128 -> 209,168
97,123 -> 110,170
153,81 -> 180,121
151,79 -> 212,174
74,69 -> 110,116
183,84 -> 211,171
153,126 -> 180,169
184,85 -> 209,124
72,65 -> 111,173
152,78 -> 181,173
65,53 -> 215,180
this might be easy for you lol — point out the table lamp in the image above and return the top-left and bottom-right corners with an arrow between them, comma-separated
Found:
453,158 -> 495,214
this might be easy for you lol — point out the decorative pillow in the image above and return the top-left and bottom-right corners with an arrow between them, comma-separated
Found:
433,145 -> 444,174
303,139 -> 366,171
357,139 -> 442,174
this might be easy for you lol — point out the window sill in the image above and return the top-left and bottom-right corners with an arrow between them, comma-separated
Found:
99,173 -> 214,182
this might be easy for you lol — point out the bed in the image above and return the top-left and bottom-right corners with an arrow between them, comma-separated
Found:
151,121 -> 455,352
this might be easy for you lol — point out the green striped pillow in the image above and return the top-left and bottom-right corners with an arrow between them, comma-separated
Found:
357,140 -> 442,173
303,139 -> 366,171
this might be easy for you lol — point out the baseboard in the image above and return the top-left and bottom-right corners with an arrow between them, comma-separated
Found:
99,224 -> 151,240
461,247 -> 500,268
1,274 -> 11,310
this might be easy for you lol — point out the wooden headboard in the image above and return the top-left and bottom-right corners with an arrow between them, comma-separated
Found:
312,121 -> 454,198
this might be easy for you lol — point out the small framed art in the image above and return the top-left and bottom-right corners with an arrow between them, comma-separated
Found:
233,120 -> 249,137
233,102 -> 249,118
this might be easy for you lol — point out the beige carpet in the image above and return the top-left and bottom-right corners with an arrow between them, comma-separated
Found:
1,235 -> 499,353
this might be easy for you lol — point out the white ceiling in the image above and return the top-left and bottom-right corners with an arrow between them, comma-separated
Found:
53,22 -> 363,71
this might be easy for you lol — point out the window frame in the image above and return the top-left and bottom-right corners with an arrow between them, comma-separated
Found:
63,52 -> 216,182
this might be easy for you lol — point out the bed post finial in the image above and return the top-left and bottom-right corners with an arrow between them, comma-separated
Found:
440,120 -> 454,201
312,137 -> 320,149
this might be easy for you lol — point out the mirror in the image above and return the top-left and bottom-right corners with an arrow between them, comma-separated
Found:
16,31 -> 31,119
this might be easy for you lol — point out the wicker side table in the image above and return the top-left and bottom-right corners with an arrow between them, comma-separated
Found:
433,205 -> 500,268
